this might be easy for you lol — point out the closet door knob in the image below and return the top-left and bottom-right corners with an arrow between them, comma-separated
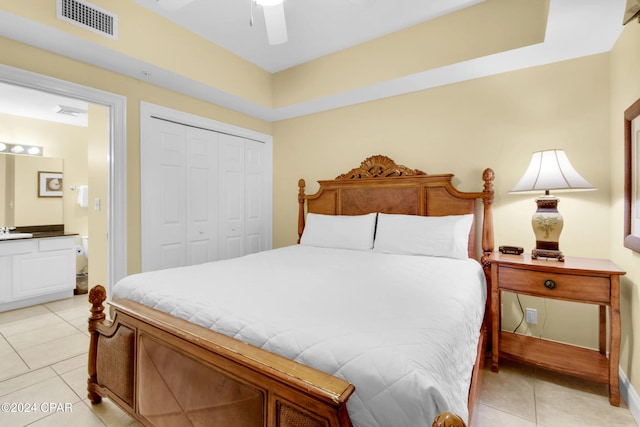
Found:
544,279 -> 556,290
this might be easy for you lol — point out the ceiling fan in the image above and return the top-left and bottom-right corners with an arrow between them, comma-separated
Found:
156,0 -> 288,45
250,0 -> 287,45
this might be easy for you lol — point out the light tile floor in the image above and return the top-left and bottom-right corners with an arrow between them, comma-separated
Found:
0,295 -> 637,426
477,358 -> 638,426
0,295 -> 139,427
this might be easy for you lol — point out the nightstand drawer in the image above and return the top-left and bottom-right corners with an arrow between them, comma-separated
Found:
499,267 -> 610,303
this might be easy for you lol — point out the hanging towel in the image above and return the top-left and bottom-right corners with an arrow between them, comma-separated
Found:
77,185 -> 89,208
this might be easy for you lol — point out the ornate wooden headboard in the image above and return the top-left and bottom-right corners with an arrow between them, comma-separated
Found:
297,155 -> 495,262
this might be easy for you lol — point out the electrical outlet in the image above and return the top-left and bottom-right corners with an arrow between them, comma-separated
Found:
525,308 -> 537,324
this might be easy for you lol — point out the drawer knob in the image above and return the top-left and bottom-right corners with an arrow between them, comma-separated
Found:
544,279 -> 557,290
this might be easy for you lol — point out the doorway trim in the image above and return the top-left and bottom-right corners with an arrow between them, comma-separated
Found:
0,64 -> 127,290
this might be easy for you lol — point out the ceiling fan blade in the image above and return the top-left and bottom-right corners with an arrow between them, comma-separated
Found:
156,0 -> 196,11
263,3 -> 288,45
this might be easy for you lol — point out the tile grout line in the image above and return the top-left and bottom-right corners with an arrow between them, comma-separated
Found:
19,366 -> 93,427
0,329 -> 33,374
48,298 -> 92,409
1,299 -> 101,427
0,304 -> 88,397
43,299 -> 93,336
0,309 -> 62,389
478,401 -> 537,425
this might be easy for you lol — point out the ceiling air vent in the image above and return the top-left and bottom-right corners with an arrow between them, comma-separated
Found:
56,0 -> 118,39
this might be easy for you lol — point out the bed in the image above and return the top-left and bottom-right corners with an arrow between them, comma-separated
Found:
87,155 -> 495,427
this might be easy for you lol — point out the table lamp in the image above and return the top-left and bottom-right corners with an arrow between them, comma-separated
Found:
509,149 -> 594,261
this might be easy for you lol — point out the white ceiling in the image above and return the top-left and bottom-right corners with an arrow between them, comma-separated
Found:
0,0 -> 629,123
132,0 -> 484,73
0,81 -> 88,127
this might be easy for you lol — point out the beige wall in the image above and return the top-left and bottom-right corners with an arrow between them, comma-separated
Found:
273,0 -> 548,107
0,0 -> 272,108
0,0 -> 547,110
13,155 -> 64,225
610,21 -> 640,400
272,53 -> 611,255
86,103 -> 109,289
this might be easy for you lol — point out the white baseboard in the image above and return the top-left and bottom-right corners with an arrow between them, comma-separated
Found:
620,367 -> 640,426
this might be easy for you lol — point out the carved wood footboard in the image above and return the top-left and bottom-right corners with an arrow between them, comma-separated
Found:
88,285 -> 473,427
87,285 -> 355,427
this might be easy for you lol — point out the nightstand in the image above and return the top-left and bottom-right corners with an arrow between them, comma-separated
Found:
488,252 -> 625,406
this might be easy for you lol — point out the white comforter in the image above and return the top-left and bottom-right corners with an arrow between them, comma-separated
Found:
113,245 -> 486,426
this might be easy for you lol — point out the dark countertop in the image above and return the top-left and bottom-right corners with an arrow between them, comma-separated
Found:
1,225 -> 79,241
31,232 -> 79,238
0,232 -> 78,242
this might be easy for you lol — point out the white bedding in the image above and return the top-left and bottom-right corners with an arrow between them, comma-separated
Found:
113,245 -> 486,426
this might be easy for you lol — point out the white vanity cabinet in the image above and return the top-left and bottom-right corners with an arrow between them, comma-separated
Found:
0,256 -> 10,303
0,236 -> 76,312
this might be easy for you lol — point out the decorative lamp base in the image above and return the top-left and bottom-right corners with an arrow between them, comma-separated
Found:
531,196 -> 565,262
532,248 -> 565,261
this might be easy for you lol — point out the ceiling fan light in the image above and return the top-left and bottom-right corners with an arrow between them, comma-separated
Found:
256,0 -> 283,6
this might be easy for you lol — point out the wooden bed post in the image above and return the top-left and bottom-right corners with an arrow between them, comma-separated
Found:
480,168 -> 495,359
298,178 -> 306,243
481,168 -> 495,265
87,285 -> 107,404
432,411 -> 466,427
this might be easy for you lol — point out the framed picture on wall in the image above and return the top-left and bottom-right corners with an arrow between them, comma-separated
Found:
38,171 -> 63,197
624,98 -> 640,252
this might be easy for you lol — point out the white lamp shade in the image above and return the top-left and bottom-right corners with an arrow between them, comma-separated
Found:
510,149 -> 594,193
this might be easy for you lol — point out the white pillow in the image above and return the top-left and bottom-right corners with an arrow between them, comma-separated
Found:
300,213 -> 377,251
373,213 -> 474,259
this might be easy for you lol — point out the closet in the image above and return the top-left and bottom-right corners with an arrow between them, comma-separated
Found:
141,110 -> 271,273
218,133 -> 269,260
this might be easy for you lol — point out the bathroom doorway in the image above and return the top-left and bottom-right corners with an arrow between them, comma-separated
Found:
0,65 -> 127,294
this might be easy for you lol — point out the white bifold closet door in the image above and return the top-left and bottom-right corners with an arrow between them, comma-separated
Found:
142,118 -> 269,272
142,119 -> 218,272
218,134 -> 268,260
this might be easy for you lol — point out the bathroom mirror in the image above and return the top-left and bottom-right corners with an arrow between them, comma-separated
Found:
0,153 -> 64,227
